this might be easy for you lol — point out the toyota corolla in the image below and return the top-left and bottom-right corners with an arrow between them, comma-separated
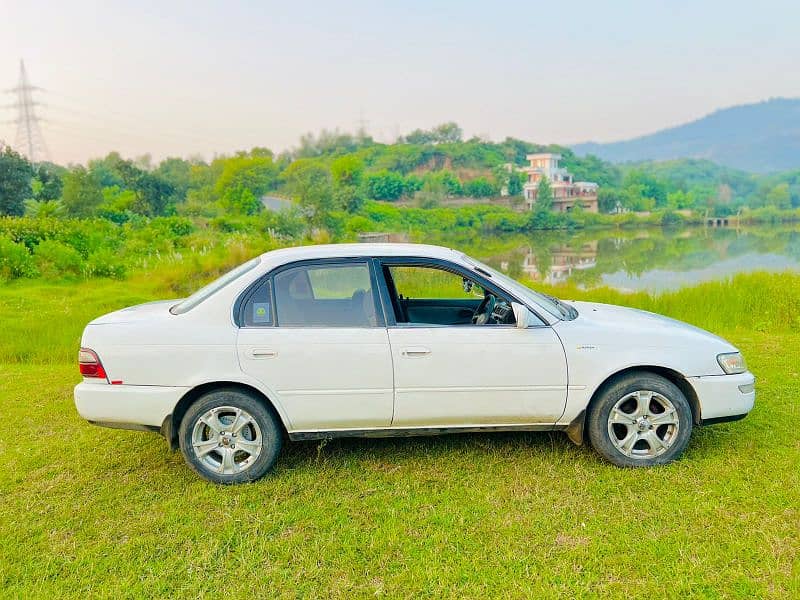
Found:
74,244 -> 755,483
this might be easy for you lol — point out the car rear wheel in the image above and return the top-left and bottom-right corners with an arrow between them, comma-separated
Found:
179,388 -> 282,484
586,373 -> 692,467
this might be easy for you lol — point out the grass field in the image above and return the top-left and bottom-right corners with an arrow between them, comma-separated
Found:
1,269 -> 799,597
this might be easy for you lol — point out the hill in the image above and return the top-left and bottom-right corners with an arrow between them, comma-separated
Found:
573,98 -> 800,173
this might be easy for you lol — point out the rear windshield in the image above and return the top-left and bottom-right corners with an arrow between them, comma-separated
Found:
170,258 -> 261,315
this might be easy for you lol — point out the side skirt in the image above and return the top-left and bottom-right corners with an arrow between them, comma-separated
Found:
289,423 -> 561,441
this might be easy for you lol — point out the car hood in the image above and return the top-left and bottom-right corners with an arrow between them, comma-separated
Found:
564,300 -> 736,351
88,299 -> 179,325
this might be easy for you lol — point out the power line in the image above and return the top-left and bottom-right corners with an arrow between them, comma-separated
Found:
4,60 -> 50,163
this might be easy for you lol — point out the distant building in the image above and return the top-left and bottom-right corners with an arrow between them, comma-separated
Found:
522,153 -> 599,213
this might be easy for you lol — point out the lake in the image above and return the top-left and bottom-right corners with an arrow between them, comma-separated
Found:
426,225 -> 800,292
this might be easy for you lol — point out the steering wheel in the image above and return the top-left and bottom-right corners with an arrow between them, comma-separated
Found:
472,294 -> 496,325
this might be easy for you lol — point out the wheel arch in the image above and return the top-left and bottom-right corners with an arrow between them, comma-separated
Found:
161,381 -> 288,450
565,365 -> 700,446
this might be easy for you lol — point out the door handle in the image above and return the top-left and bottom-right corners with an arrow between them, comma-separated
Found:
401,346 -> 431,358
249,348 -> 277,359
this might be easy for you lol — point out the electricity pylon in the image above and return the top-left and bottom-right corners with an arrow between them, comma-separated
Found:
5,60 -> 49,163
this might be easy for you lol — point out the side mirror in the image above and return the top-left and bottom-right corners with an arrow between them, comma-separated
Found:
512,302 -> 534,329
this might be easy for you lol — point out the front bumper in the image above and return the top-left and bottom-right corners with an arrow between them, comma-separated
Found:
687,371 -> 755,423
74,382 -> 188,430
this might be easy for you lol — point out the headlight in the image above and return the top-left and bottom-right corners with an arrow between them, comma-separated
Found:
717,352 -> 747,374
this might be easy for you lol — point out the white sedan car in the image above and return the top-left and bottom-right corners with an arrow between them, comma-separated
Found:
75,244 -> 755,483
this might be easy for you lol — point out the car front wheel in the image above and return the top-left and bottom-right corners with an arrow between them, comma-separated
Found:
179,388 -> 282,484
586,373 -> 692,467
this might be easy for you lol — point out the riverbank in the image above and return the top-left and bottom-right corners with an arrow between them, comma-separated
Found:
3,205 -> 800,283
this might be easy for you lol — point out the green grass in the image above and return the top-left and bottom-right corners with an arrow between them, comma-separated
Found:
1,265 -> 799,596
1,331 -> 798,597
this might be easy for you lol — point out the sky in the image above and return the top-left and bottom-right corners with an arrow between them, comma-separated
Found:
1,0 -> 799,165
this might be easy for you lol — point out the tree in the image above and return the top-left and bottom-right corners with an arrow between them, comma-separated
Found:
33,163 -> 64,202
295,129 -> 372,158
597,188 -> 622,213
364,170 -> 405,200
400,122 -> 463,145
492,164 -> 524,197
402,129 -> 436,145
23,199 -> 65,218
426,170 -> 462,196
330,155 -> 364,188
507,171 -> 525,196
0,147 -> 34,216
87,152 -> 175,216
218,185 -> 262,215
766,183 -> 791,209
331,156 -> 366,213
214,153 -> 277,215
622,170 -> 667,208
464,177 -> 497,198
215,154 -> 277,199
61,166 -> 104,217
431,122 -> 463,144
534,177 -> 553,212
281,159 -> 334,229
155,157 -> 195,202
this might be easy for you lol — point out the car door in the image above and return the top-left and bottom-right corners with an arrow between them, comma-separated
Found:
237,259 -> 394,432
379,260 -> 568,427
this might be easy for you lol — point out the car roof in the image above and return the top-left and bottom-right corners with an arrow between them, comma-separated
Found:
258,243 -> 462,267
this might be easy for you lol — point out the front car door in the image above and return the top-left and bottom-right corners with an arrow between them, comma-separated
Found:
237,259 -> 394,432
378,259 -> 568,427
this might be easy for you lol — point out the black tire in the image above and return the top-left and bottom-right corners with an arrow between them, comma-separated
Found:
586,372 -> 692,467
179,388 -> 282,484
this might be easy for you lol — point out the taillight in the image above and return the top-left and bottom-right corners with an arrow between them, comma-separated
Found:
78,348 -> 107,380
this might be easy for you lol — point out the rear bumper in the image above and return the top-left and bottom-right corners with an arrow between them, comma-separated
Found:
688,371 -> 755,423
74,382 -> 188,430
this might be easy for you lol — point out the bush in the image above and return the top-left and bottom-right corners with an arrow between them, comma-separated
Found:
85,249 -> 126,279
153,216 -> 196,237
33,240 -> 84,278
425,170 -> 462,196
0,236 -> 38,279
0,216 -> 65,250
402,174 -> 424,196
661,211 -> 685,227
364,170 -> 406,201
463,177 -> 497,198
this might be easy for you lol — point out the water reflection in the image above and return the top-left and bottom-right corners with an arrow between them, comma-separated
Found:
480,226 -> 800,292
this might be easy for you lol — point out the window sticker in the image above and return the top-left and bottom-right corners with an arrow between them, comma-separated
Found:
252,302 -> 271,324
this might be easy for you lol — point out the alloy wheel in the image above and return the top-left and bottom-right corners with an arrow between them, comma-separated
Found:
606,390 -> 680,459
191,406 -> 263,474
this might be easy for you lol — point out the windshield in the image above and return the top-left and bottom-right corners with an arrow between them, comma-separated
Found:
170,257 -> 261,315
461,255 -> 569,320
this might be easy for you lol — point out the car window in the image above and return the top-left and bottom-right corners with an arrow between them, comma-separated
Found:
273,262 -> 378,327
242,280 -> 273,327
385,263 -> 517,327
389,265 -> 485,299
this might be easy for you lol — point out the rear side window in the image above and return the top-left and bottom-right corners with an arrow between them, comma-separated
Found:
242,280 -> 273,327
273,262 -> 379,327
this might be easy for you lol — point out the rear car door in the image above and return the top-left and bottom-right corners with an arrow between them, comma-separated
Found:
237,259 -> 394,432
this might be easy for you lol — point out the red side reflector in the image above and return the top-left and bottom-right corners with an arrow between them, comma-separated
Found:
78,348 -> 107,379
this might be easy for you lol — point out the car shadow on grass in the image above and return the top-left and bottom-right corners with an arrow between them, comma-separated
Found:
277,430 -> 583,470
110,419 -> 746,484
